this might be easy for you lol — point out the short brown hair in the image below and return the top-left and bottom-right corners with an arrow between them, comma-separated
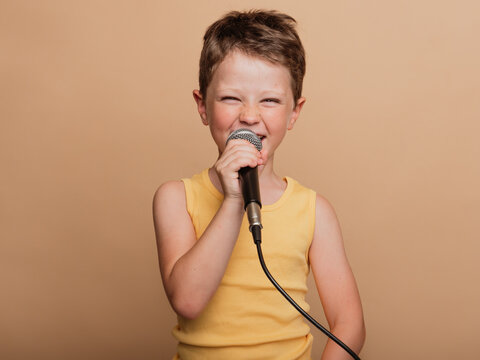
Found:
199,10 -> 306,104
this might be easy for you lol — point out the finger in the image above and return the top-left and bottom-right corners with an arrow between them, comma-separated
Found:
217,151 -> 259,173
221,141 -> 260,163
259,149 -> 268,164
224,139 -> 261,154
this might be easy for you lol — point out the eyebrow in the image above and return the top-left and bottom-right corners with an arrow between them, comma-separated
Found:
215,88 -> 287,96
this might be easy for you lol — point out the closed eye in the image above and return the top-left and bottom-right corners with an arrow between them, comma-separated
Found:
221,96 -> 240,102
262,98 -> 281,104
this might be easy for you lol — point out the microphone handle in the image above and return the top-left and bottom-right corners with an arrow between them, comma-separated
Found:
239,166 -> 261,209
239,166 -> 262,231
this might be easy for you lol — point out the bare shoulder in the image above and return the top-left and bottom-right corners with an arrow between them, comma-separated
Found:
309,192 -> 347,271
152,179 -> 192,242
313,194 -> 343,242
153,180 -> 186,209
314,193 -> 337,219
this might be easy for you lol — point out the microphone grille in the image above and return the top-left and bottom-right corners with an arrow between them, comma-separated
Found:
226,129 -> 263,152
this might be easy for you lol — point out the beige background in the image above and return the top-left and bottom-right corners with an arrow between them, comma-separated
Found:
1,1 -> 479,359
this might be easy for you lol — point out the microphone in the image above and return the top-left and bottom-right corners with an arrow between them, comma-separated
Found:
226,129 -> 263,231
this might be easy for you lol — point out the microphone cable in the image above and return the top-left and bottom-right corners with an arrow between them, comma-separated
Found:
250,225 -> 361,360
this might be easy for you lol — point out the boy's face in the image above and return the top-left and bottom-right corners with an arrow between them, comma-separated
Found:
193,51 -> 305,160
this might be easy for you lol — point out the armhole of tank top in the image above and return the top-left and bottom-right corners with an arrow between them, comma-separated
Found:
180,178 -> 196,231
306,189 -> 317,267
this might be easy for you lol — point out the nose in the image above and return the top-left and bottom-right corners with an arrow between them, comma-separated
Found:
239,104 -> 260,125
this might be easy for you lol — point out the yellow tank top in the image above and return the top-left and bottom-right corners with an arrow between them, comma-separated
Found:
173,169 -> 316,359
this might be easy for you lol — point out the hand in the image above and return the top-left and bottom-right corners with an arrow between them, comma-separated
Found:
214,139 -> 265,202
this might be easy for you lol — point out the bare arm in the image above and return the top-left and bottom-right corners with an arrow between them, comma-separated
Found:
153,140 -> 264,319
309,195 -> 366,359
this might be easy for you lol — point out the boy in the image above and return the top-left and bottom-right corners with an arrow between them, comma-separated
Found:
153,10 -> 365,359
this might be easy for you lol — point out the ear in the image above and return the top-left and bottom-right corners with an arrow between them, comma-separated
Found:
193,90 -> 208,125
287,97 -> 306,130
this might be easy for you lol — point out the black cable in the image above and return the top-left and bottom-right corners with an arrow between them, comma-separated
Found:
250,225 -> 361,360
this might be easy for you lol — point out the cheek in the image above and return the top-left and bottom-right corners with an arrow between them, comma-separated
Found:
264,108 -> 292,130
210,104 -> 237,127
